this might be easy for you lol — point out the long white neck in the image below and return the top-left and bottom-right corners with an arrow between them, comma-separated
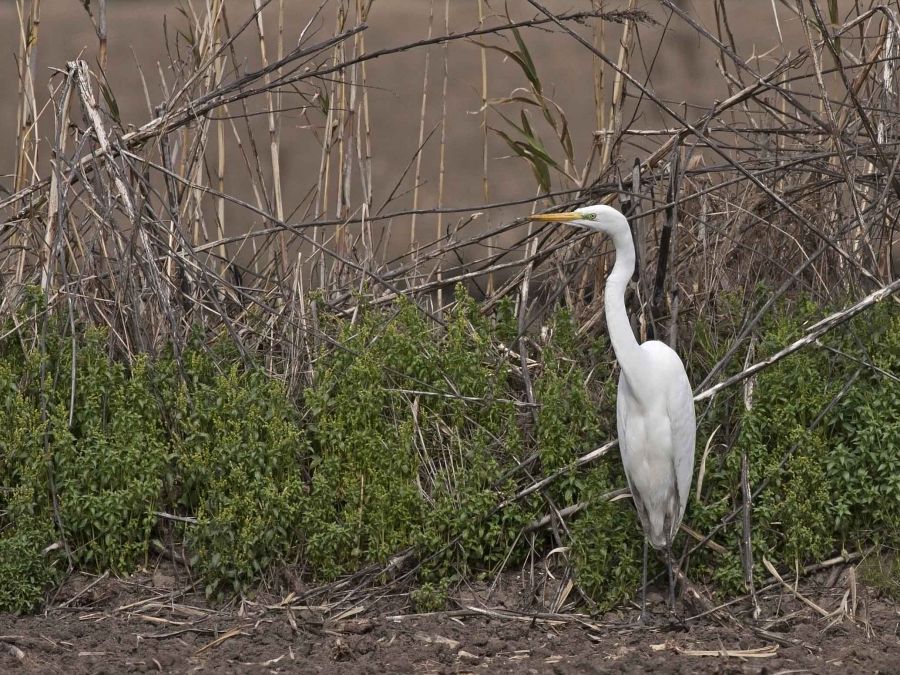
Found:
604,228 -> 642,378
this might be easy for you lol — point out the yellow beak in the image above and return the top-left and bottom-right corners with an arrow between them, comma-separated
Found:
531,211 -> 581,222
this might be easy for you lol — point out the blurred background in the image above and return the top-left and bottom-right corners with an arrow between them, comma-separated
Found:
1,2 -> 854,254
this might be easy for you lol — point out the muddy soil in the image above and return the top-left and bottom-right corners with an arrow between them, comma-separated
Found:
0,562 -> 897,674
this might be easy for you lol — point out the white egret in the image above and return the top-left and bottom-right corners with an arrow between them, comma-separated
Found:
532,204 -> 696,622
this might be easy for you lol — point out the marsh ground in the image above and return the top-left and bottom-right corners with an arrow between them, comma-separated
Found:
1,561 -> 897,674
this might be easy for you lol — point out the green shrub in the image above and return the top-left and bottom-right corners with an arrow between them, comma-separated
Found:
570,471 -> 643,610
304,290 -> 531,582
535,309 -> 611,502
170,352 -> 307,600
302,301 -> 426,578
50,335 -> 168,571
690,299 -> 900,594
0,361 -> 59,612
0,526 -> 58,614
825,306 -> 900,540
0,288 -> 894,613
411,578 -> 451,612
0,328 -> 168,608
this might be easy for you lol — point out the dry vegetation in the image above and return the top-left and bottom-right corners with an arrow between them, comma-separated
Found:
3,1 -> 897,370
0,0 -> 898,643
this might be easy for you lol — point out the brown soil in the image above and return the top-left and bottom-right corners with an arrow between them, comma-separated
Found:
1,562 -> 897,674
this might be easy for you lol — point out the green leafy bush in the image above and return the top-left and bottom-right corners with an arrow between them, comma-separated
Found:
535,309 -> 610,500
569,472 -> 643,610
304,291 -> 531,582
0,360 -> 60,613
52,336 -> 168,571
0,288 -> 895,614
0,526 -> 58,614
690,299 -> 900,594
825,306 -> 900,540
172,353 -> 307,600
0,327 -> 168,609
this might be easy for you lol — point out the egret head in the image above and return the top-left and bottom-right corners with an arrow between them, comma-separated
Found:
531,204 -> 629,238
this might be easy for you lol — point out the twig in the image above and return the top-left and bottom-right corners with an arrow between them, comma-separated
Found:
194,626 -> 250,655
761,557 -> 830,618
696,277 -> 900,402
522,489 -> 627,533
59,571 -> 110,609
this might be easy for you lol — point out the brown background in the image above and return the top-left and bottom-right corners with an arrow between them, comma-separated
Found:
0,2 -> 859,253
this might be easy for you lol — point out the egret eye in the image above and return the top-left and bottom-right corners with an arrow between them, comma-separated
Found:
581,212 -> 596,220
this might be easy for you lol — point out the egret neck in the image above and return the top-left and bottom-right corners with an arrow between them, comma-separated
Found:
603,226 -> 643,385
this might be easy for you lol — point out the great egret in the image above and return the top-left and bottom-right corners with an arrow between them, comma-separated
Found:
532,204 -> 696,622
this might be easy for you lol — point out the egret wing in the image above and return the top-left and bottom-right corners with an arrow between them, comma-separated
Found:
617,376 -> 652,537
667,368 -> 696,526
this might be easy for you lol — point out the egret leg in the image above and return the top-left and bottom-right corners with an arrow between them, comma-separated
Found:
665,542 -> 675,613
665,538 -> 689,630
639,537 -> 648,625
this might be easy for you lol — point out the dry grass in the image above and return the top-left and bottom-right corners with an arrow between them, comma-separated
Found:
3,2 -> 897,384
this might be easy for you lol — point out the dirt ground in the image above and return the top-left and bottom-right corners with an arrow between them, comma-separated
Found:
1,561 -> 897,674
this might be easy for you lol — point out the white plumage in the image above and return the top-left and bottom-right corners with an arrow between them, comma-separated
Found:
617,340 -> 696,550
